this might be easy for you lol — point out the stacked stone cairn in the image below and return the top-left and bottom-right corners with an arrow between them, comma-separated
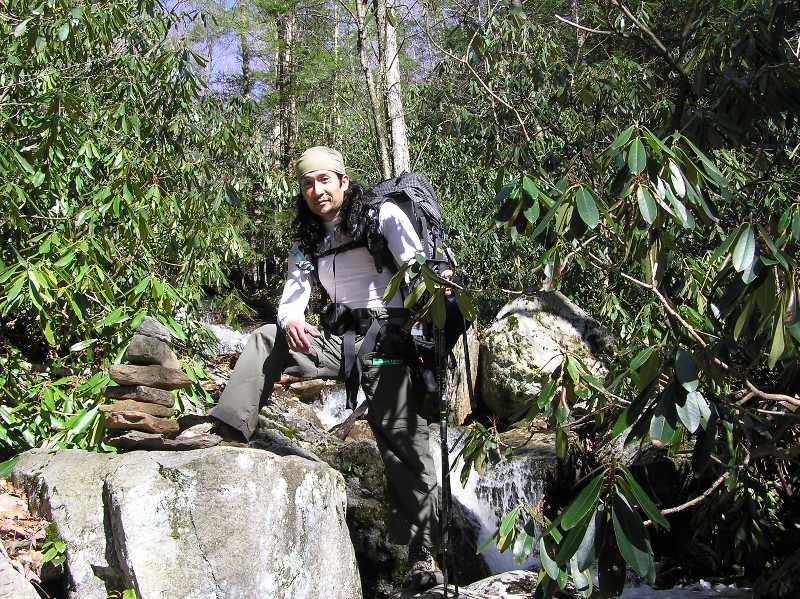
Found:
103,317 -> 221,450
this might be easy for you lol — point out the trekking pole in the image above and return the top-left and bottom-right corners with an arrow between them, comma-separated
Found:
435,325 -> 458,598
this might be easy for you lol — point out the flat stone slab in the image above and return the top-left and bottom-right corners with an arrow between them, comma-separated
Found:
109,364 -> 191,390
104,385 -> 175,407
106,431 -> 222,451
123,334 -> 180,369
136,316 -> 171,342
99,400 -> 175,418
105,411 -> 180,435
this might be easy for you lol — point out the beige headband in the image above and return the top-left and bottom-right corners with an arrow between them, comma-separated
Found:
294,146 -> 346,178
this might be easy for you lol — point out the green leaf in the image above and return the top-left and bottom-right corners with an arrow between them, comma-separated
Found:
674,349 -> 698,392
668,161 -> 686,198
734,298 -> 754,341
619,466 -> 670,530
555,514 -> 591,564
649,388 -> 678,444
453,290 -> 476,323
0,456 -> 18,477
608,126 -> 634,152
561,473 -> 603,530
13,18 -> 31,37
575,505 -> 602,570
69,339 -> 98,353
403,282 -> 426,310
523,200 -> 540,224
667,188 -> 694,229
512,530 -> 535,564
529,197 -> 564,241
431,292 -> 446,330
732,225 -> 756,273
556,427 -> 568,460
630,347 -> 654,370
5,274 -> 26,305
628,139 -> 647,174
565,355 -> 580,383
636,186 -> 657,225
540,537 -> 561,580
768,316 -> 785,369
676,390 -> 701,433
499,505 -> 520,538
611,491 -> 654,577
575,187 -> 600,229
95,307 -> 129,330
756,224 -> 788,269
58,22 -> 70,41
522,175 -> 539,201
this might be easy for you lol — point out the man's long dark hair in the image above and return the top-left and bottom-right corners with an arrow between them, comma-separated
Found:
291,176 -> 369,258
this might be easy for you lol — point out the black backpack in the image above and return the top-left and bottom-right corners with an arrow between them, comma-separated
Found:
360,172 -> 456,278
312,172 -> 457,298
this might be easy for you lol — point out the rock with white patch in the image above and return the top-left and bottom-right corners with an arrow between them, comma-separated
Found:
11,447 -> 361,599
481,291 -> 613,421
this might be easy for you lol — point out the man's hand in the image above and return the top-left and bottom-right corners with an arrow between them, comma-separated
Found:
441,269 -> 454,296
283,318 -> 321,354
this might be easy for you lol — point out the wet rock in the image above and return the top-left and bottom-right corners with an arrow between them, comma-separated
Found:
104,385 -> 174,407
109,364 -> 191,391
481,292 -> 612,421
99,400 -> 175,418
136,316 -> 171,343
123,334 -> 180,369
105,411 -> 180,435
290,378 -> 338,402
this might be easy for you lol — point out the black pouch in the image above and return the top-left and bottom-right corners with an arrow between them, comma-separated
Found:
320,302 -> 353,335
410,337 -> 440,420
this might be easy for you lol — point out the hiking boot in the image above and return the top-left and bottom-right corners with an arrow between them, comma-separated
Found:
403,545 -> 444,591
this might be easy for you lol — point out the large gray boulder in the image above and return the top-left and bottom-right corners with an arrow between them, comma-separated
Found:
0,550 -> 41,599
480,292 -> 613,421
11,447 -> 361,599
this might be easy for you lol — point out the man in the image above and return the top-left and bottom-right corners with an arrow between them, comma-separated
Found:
210,146 -> 443,591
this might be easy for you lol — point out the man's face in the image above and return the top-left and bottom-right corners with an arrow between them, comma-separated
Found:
300,169 -> 350,221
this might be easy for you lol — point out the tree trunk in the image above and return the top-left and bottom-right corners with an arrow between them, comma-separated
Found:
239,32 -> 253,97
271,42 -> 283,168
329,2 -> 341,147
356,0 -> 391,178
375,0 -> 410,175
276,13 -> 297,171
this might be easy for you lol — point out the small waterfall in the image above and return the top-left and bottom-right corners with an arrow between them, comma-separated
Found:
311,385 -> 361,430
206,323 -> 251,354
430,426 -> 546,574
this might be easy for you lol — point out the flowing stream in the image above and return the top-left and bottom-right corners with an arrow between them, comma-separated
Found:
429,426 -> 544,573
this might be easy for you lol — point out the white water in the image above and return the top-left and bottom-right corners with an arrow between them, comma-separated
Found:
206,323 -> 251,354
430,426 -> 544,574
312,385 -> 362,430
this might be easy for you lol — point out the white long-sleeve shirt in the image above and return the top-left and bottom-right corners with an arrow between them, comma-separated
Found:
277,202 -> 423,327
